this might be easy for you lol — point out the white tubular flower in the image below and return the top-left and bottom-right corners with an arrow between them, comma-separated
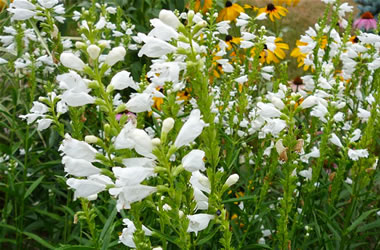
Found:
126,92 -> 153,113
37,118 -> 53,131
105,46 -> 126,66
109,71 -> 138,91
66,174 -> 113,200
38,0 -> 58,9
225,174 -> 239,187
190,171 -> 211,194
109,185 -> 157,211
174,109 -> 206,148
114,121 -> 154,158
348,149 -> 369,161
119,219 -> 152,248
350,129 -> 361,143
112,167 -> 155,186
299,168 -> 312,181
60,52 -> 85,71
159,9 -> 180,29
329,133 -> 343,148
61,91 -> 95,107
87,44 -> 101,60
137,33 -> 176,58
358,108 -> 370,122
187,214 -> 214,235
300,96 -> 318,109
182,150 -> 206,172
257,102 -> 282,118
59,134 -> 98,162
62,156 -> 101,177
8,0 -> 36,21
122,157 -> 155,168
162,117 -> 175,134
148,19 -> 179,41
193,187 -> 208,210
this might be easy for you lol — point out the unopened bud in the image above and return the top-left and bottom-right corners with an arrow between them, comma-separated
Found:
225,174 -> 239,187
85,135 -> 99,144
75,41 -> 86,49
152,138 -> 161,146
87,44 -> 101,60
162,117 -> 175,134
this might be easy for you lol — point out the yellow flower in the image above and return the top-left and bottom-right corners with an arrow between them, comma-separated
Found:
291,40 -> 309,70
253,38 -> 289,64
258,3 -> 288,22
194,0 -> 212,13
0,0 -> 11,10
177,88 -> 192,101
217,1 -> 244,22
225,34 -> 241,50
273,0 -> 300,6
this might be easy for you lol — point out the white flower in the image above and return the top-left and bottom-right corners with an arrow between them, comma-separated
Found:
8,0 -> 36,21
62,156 -> 101,177
190,171 -> 211,194
159,9 -> 180,29
66,174 -> 113,200
38,0 -> 58,8
225,174 -> 239,187
300,147 -> 320,163
60,52 -> 85,71
122,157 -> 156,168
148,19 -> 178,41
87,44 -> 101,60
109,71 -> 138,91
187,214 -> 214,235
182,150 -> 206,172
358,108 -> 370,122
37,118 -> 53,131
109,185 -> 157,211
137,33 -> 176,58
31,101 -> 49,114
350,129 -> 361,142
114,121 -> 154,157
119,219 -> 152,248
162,117 -> 175,134
59,134 -> 98,162
329,133 -> 343,148
299,168 -> 312,181
174,109 -> 206,148
112,167 -> 155,186
257,102 -> 282,118
126,93 -> 153,113
301,96 -> 318,109
348,149 -> 369,161
105,46 -> 126,66
193,187 -> 209,210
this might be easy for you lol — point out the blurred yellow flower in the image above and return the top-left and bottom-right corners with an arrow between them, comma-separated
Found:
253,38 -> 289,64
217,1 -> 244,22
273,0 -> 300,6
225,34 -> 241,50
194,0 -> 212,13
258,3 -> 288,22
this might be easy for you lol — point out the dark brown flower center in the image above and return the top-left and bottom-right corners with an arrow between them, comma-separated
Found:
293,76 -> 303,86
361,11 -> 374,19
353,36 -> 359,43
226,1 -> 232,7
267,3 -> 275,11
263,44 -> 268,50
225,35 -> 233,42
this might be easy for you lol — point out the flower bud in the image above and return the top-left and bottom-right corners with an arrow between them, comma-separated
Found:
85,135 -> 99,144
75,41 -> 86,49
105,46 -> 126,66
162,117 -> 175,134
152,138 -> 161,146
159,9 -> 180,29
87,44 -> 101,60
60,52 -> 85,71
225,174 -> 239,187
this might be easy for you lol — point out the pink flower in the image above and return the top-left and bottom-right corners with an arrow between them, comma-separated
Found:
354,12 -> 377,31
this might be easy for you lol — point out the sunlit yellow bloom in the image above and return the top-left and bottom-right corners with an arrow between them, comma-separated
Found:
177,88 -> 191,101
225,35 -> 241,50
291,40 -> 309,70
252,38 -> 289,64
194,0 -> 212,13
217,1 -> 244,22
243,4 -> 258,11
273,0 -> 300,6
349,35 -> 359,44
258,3 -> 288,22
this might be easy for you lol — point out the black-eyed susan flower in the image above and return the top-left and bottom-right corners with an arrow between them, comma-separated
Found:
217,1 -> 244,22
258,3 -> 288,22
291,40 -> 309,70
273,0 -> 300,7
225,34 -> 241,50
194,0 -> 212,13
349,35 -> 359,44
253,37 -> 289,64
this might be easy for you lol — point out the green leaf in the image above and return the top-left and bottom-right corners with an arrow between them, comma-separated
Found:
55,245 -> 96,250
24,175 -> 44,200
100,206 -> 117,241
23,231 -> 55,249
196,226 -> 219,245
222,195 -> 255,203
346,209 -> 378,233
357,217 -> 380,232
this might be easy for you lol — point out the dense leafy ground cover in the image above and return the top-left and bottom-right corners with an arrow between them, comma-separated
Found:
0,0 -> 379,249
